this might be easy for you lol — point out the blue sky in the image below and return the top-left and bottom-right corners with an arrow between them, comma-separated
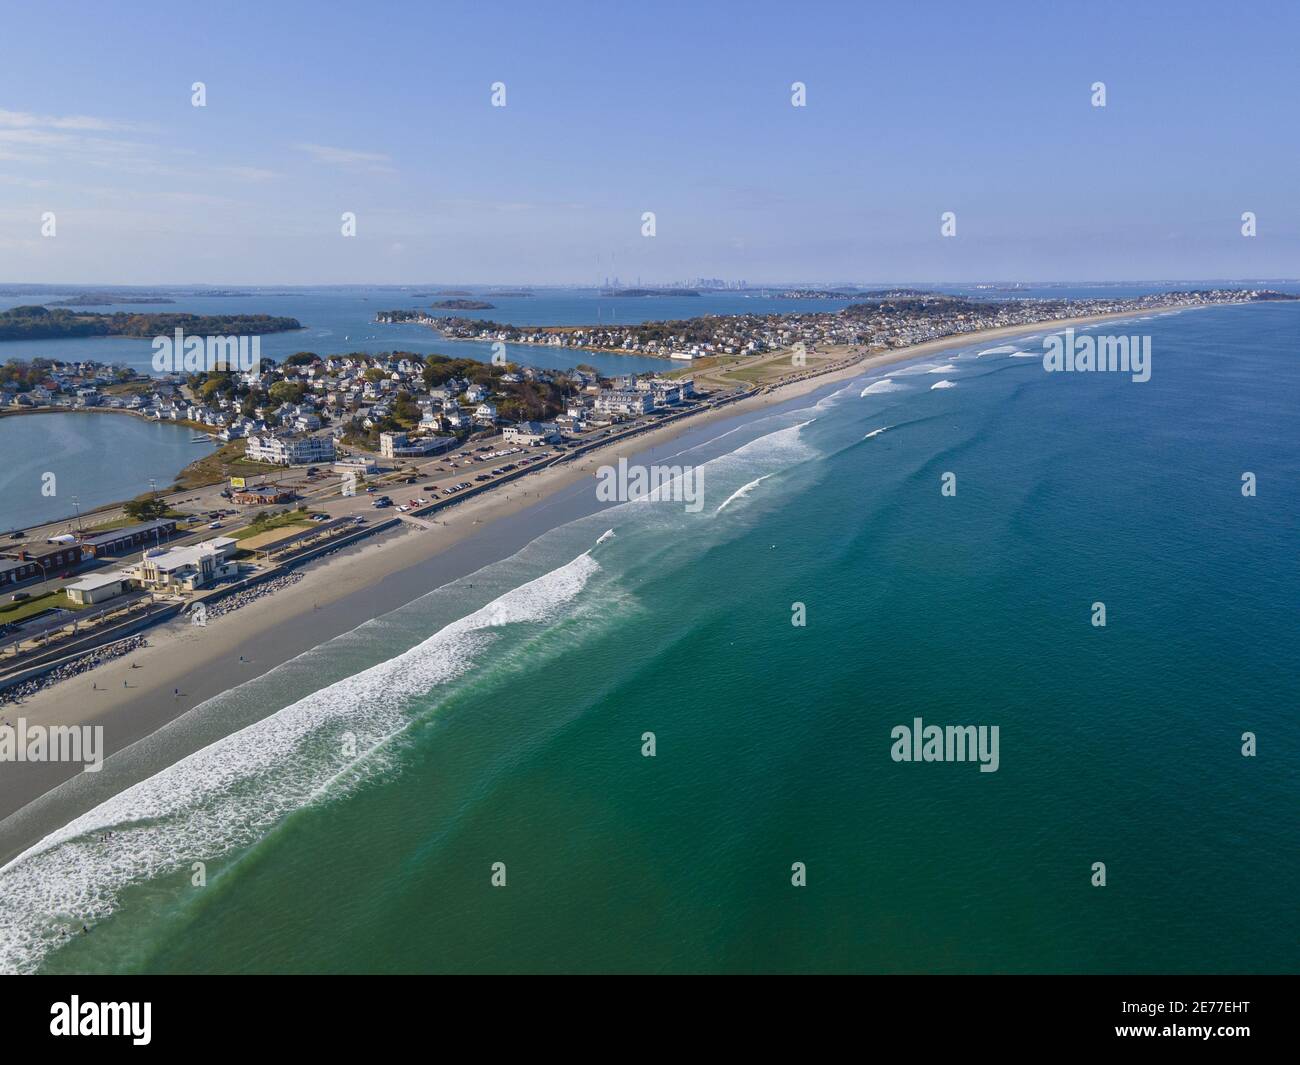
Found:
1,0 -> 1296,284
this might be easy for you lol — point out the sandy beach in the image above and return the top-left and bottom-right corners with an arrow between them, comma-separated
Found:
0,305 -> 1202,852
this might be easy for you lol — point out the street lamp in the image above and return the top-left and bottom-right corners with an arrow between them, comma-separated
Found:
30,557 -> 48,597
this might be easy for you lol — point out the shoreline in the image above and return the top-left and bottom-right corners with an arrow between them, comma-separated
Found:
415,299 -> 1229,360
0,302 -> 1224,859
0,408 -> 219,530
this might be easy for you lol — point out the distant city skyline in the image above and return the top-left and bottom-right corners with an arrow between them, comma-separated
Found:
2,0 -> 1297,285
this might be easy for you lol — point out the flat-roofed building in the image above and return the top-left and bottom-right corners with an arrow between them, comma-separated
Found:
245,432 -> 336,466
134,537 -> 237,592
502,421 -> 561,446
0,542 -> 85,582
334,457 -> 377,474
379,431 -> 456,458
594,389 -> 653,417
231,484 -> 294,505
65,570 -> 132,605
78,519 -> 177,558
0,558 -> 30,588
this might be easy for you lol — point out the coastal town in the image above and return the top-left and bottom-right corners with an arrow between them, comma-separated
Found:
384,288 -> 1288,360
0,285 -> 1292,703
0,347 -> 720,701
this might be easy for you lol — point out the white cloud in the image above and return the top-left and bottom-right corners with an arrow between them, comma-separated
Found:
293,142 -> 395,173
217,165 -> 280,182
0,109 -> 134,132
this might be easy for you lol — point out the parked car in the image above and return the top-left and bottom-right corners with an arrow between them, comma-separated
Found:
11,592 -> 30,602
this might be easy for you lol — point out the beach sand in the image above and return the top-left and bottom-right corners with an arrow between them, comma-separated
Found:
0,306 -> 1199,852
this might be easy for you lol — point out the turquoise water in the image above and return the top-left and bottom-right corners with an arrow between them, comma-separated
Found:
2,304 -> 1297,973
0,413 -> 215,530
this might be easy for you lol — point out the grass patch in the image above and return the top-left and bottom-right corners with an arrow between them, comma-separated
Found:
231,509 -> 312,541
0,590 -> 88,623
82,507 -> 189,532
99,380 -> 154,396
174,437 -> 281,491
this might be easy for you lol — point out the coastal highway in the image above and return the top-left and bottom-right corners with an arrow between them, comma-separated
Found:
2,392 -> 744,604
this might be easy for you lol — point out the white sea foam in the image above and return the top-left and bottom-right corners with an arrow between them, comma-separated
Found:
1008,350 -> 1039,358
813,382 -> 858,410
975,345 -> 1017,357
861,379 -> 906,396
927,364 -> 958,374
715,474 -> 772,513
930,380 -> 957,390
0,551 -> 601,974
596,529 -> 615,545
863,426 -> 891,439
733,419 -> 815,457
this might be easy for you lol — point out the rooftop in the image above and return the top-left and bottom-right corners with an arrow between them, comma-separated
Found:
79,519 -> 177,547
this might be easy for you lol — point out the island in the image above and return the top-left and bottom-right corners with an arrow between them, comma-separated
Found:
430,299 -> 495,310
47,295 -> 177,306
0,306 -> 303,341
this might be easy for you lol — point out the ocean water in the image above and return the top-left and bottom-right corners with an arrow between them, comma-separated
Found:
0,413 -> 216,531
12,283 -> 1299,377
0,287 -> 848,376
2,303 -> 1297,973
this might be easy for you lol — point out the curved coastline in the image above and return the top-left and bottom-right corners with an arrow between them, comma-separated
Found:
0,301 -> 1235,863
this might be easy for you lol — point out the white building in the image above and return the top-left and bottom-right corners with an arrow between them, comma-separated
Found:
502,421 -> 560,446
245,433 -> 336,466
379,431 -> 456,458
594,390 -> 653,417
64,570 -> 132,605
134,537 -> 238,592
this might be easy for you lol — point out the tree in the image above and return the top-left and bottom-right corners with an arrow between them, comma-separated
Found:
268,380 -> 304,405
123,498 -> 168,521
